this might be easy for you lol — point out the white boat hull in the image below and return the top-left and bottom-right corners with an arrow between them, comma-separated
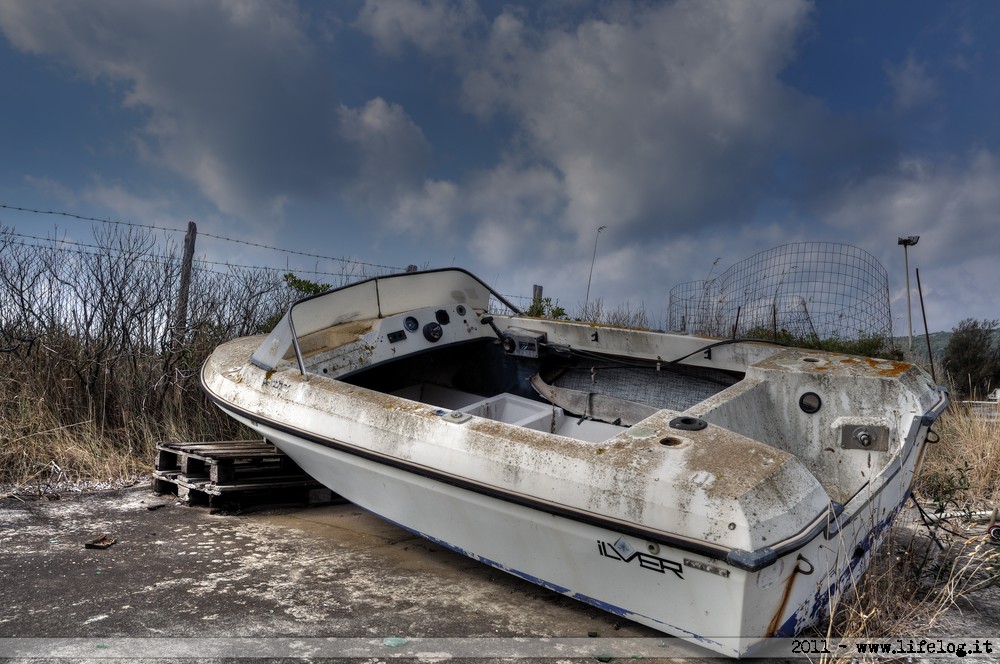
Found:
211,393 -> 936,658
201,268 -> 948,657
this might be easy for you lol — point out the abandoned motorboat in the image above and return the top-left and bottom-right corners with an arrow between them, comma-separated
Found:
201,268 -> 947,657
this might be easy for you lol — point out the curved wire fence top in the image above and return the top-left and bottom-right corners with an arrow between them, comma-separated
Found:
668,242 -> 893,344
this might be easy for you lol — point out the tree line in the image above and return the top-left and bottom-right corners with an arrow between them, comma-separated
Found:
942,318 -> 1000,400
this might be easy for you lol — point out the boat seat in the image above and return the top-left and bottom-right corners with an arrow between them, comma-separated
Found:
391,384 -> 487,410
460,392 -> 557,431
391,383 -> 625,442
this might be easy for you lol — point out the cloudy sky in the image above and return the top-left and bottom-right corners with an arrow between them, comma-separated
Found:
1,0 -> 997,334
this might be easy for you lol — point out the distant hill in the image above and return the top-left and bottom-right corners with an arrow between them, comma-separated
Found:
894,328 -> 1000,364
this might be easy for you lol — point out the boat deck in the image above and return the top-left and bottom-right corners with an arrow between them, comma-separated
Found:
392,383 -> 625,443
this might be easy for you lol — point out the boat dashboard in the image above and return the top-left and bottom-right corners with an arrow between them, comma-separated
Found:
298,303 -> 499,379
375,303 -> 489,350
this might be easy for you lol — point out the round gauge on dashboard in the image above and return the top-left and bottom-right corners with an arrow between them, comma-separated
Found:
423,322 -> 444,342
403,316 -> 419,332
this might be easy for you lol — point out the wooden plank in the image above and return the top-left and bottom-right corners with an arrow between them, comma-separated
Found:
152,439 -> 327,505
156,441 -> 271,454
157,439 -> 268,448
162,443 -> 274,453
180,455 -> 206,477
176,448 -> 279,458
210,461 -> 236,484
157,440 -> 269,450
151,473 -> 177,494
209,477 -> 322,494
154,448 -> 179,472
161,475 -> 318,496
156,440 -> 286,463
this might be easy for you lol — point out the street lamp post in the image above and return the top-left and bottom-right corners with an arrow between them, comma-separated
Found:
584,225 -> 607,316
897,235 -> 920,351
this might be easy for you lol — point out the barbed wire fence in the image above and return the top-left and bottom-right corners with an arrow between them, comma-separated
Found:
668,242 -> 894,349
0,203 -> 534,393
0,203 -> 531,306
0,205 -> 427,451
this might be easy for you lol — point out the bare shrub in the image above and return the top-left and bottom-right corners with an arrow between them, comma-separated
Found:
578,298 -> 650,329
0,225 -> 309,485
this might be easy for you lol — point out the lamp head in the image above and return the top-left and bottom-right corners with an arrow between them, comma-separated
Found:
897,236 -> 920,246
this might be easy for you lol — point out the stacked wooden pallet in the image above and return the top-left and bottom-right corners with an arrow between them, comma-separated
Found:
153,439 -> 332,506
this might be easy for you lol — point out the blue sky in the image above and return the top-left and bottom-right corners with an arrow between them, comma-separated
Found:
1,0 -> 998,335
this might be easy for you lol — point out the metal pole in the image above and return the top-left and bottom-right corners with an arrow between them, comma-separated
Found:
898,236 -> 919,352
584,225 -> 607,315
904,243 -> 912,351
916,268 -> 936,383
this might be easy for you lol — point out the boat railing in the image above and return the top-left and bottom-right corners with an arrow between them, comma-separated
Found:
286,299 -> 309,380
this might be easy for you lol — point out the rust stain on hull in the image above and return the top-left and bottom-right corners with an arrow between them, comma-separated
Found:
836,355 -> 911,378
766,572 -> 798,637
766,554 -> 813,637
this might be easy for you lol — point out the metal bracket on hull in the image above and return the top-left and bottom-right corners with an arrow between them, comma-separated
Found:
840,424 -> 889,451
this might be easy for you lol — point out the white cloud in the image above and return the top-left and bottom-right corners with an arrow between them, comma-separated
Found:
821,149 -> 1000,329
362,0 -> 824,302
387,160 -> 566,265
24,176 -> 77,205
338,98 -> 431,203
885,55 -> 939,112
83,182 -> 171,223
826,150 -> 1000,257
6,0 -> 994,332
355,0 -> 483,56
356,1 -> 999,332
365,0 -> 814,247
389,179 -> 461,234
0,1 -> 430,221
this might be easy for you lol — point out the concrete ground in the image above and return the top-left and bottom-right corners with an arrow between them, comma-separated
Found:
0,485 -> 715,663
1,486 -> 996,663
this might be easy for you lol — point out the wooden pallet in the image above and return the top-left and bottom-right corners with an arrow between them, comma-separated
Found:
153,439 -> 332,506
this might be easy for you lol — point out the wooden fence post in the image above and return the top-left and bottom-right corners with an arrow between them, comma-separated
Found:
169,221 -> 197,409
175,221 -> 197,349
532,284 -> 543,312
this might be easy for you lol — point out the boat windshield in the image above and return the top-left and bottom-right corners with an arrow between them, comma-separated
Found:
250,268 -> 517,371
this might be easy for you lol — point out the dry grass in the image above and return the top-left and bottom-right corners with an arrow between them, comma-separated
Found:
816,405 -> 1000,660
920,403 -> 1000,507
0,330 -> 252,491
578,298 -> 651,329
0,369 -> 246,491
821,530 -> 999,647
